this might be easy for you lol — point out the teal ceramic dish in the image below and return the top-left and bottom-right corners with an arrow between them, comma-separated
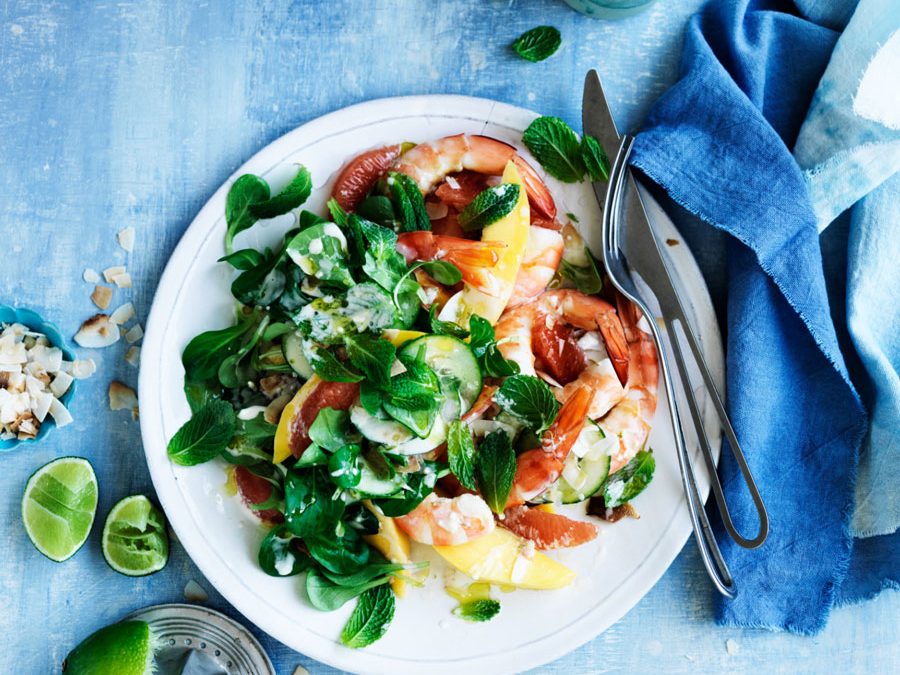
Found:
0,305 -> 77,451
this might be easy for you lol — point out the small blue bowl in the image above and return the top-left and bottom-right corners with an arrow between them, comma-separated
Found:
0,305 -> 78,451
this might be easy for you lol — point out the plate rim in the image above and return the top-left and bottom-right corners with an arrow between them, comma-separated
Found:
139,94 -> 723,675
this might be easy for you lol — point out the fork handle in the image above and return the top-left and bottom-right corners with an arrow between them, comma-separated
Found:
607,137 -> 736,598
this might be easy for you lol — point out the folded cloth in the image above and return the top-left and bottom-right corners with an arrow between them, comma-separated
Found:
793,0 -> 900,538
629,0 -> 897,634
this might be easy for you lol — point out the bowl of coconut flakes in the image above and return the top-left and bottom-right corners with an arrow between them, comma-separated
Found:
0,305 -> 96,450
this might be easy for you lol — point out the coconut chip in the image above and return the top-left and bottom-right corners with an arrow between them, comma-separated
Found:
91,285 -> 113,310
103,265 -> 126,283
112,272 -> 132,289
183,579 -> 208,602
50,371 -> 74,397
108,380 -> 138,419
71,359 -> 97,379
109,302 -> 135,326
83,268 -> 101,284
124,324 -> 143,344
124,346 -> 141,367
117,226 -> 135,253
74,315 -> 120,348
48,397 -> 73,428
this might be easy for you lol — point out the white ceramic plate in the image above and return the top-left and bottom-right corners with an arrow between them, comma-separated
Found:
140,96 -> 723,675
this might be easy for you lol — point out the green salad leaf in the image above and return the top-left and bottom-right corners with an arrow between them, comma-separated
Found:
458,183 -> 521,231
345,333 -> 395,391
224,174 -> 270,254
602,450 -> 655,508
230,246 -> 288,308
469,315 -> 520,378
305,344 -> 364,383
495,374 -> 560,435
284,468 -> 345,539
447,420 -> 478,491
258,526 -> 311,577
429,306 -> 469,339
388,172 -> 430,232
453,598 -> 501,622
250,165 -> 312,219
328,443 -> 363,489
308,408 -> 352,452
182,318 -> 255,383
327,197 -> 349,226
383,348 -> 442,438
374,463 -> 442,517
356,195 -> 396,228
306,526 -> 370,574
306,568 -> 390,612
522,116 -> 586,183
286,222 -> 355,288
475,430 -> 516,514
512,26 -> 561,63
167,399 -> 236,466
581,135 -> 610,182
340,584 -> 396,648
554,247 -> 604,295
219,248 -> 263,270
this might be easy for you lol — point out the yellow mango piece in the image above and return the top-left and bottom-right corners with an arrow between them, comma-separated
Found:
363,501 -> 412,598
382,329 -> 426,347
536,503 -> 556,514
434,527 -> 575,590
459,161 -> 530,326
272,375 -> 321,464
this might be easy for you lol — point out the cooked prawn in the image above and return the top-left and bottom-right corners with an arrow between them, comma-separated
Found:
508,226 -> 565,307
393,134 -> 556,220
494,289 -> 629,418
599,294 -> 659,474
394,492 -> 495,546
506,385 -> 593,506
396,231 -> 507,294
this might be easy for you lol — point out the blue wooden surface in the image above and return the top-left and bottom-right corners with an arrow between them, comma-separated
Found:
1,1 -> 897,673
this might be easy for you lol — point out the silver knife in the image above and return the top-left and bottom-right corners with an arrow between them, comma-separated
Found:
582,71 -> 767,551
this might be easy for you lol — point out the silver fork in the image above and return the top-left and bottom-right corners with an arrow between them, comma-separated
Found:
601,135 -> 748,597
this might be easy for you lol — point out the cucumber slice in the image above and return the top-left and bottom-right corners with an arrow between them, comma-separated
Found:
536,423 -> 613,504
354,458 -> 404,498
399,335 -> 482,417
350,405 -> 447,455
283,331 -> 313,379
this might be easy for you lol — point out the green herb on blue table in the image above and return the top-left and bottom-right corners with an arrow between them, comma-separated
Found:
512,26 -> 562,63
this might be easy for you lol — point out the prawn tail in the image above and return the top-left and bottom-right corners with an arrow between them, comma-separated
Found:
511,154 -> 557,221
597,311 -> 629,386
543,385 -> 592,459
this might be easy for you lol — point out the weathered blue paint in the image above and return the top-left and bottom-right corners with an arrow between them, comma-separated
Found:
0,1 -> 896,673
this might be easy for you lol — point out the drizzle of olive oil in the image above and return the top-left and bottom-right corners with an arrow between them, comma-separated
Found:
445,581 -> 492,604
223,465 -> 237,496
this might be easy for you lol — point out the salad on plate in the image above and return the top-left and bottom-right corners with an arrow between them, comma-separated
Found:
166,119 -> 659,648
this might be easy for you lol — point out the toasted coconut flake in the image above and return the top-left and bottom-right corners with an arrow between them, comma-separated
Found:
183,579 -> 208,602
50,371 -> 74,397
117,226 -> 135,252
108,380 -> 138,418
74,315 -> 120,349
124,324 -> 143,344
109,302 -> 135,325
32,391 -> 53,422
124,346 -> 141,367
71,359 -> 97,379
48,397 -> 73,427
91,285 -> 113,310
83,268 -> 101,284
112,272 -> 132,289
103,265 -> 126,283
29,345 -> 63,374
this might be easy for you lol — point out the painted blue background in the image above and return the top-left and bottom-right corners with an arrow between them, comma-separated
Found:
0,1 -> 896,673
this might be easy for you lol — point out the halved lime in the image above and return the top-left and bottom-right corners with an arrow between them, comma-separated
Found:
63,619 -> 158,675
22,456 -> 98,562
101,495 -> 169,576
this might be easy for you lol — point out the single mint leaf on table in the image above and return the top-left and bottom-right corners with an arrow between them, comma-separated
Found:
495,374 -> 560,435
340,584 -> 396,648
581,135 -> 611,182
225,173 -> 270,254
522,116 -> 585,183
603,449 -> 655,508
250,165 -> 312,219
458,183 -> 521,231
512,26 -> 561,63
453,598 -> 501,622
447,420 -> 478,491
475,430 -> 516,514
345,332 -> 396,391
167,399 -> 237,466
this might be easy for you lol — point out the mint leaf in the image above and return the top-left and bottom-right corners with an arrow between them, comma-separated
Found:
475,430 -> 516,514
225,174 -> 270,254
340,584 -> 396,648
602,450 -> 655,508
447,420 -> 478,491
250,165 -> 312,218
522,116 -> 585,183
512,26 -> 561,63
383,348 -> 442,437
356,195 -> 396,228
345,333 -> 395,391
327,197 -> 348,226
168,399 -> 237,466
581,135 -> 610,182
453,598 -> 501,622
307,344 -> 363,383
429,306 -> 469,339
495,374 -> 559,435
458,184 -> 521,231
388,172 -> 430,232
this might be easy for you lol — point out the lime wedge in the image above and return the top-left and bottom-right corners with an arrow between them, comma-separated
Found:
63,619 -> 158,675
101,495 -> 169,576
21,456 -> 98,562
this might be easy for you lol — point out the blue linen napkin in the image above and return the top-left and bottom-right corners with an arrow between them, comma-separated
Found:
629,0 -> 898,634
792,0 -> 900,538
